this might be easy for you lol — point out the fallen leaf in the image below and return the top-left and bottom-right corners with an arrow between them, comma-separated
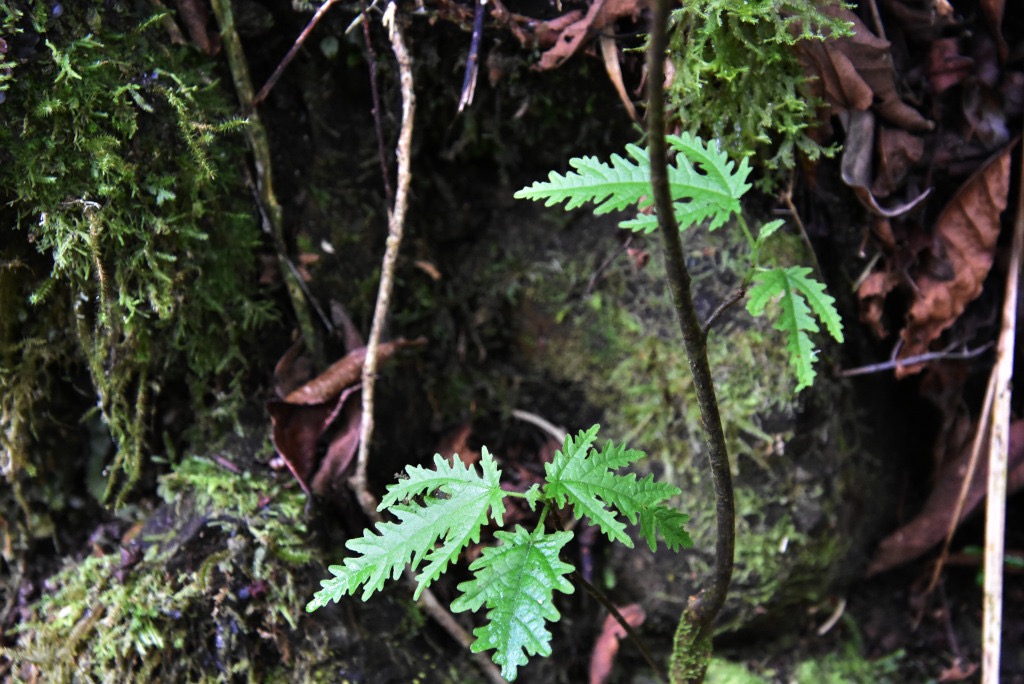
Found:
797,6 -> 933,133
535,0 -> 646,72
589,603 -> 646,684
267,385 -> 361,497
873,127 -> 926,198
927,37 -> 973,95
857,269 -> 901,338
284,337 -> 426,405
978,0 -> 1007,62
268,337 -> 427,497
840,110 -> 932,217
867,420 -> 1024,576
897,142 -> 1013,373
436,421 -> 481,466
174,0 -> 220,55
937,660 -> 979,682
600,35 -> 637,121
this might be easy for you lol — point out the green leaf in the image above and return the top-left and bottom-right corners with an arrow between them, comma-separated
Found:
746,266 -> 843,391
515,133 -> 751,232
451,525 -> 575,681
754,218 -> 785,247
544,427 -> 690,551
307,449 -> 506,610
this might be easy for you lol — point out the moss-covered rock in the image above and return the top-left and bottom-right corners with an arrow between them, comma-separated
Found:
8,433 -> 483,683
439,197 -> 896,644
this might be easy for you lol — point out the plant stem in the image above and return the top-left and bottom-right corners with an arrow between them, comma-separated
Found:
645,0 -> 735,679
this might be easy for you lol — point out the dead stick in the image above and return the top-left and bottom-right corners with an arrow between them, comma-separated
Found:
981,137 -> 1022,684
209,0 -> 322,364
252,0 -> 343,109
345,9 -> 504,684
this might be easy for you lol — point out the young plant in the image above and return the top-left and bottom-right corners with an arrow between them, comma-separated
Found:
308,425 -> 692,680
514,132 -> 844,390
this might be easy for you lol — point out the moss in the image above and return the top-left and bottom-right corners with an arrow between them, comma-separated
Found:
793,617 -> 904,684
475,202 -> 863,633
666,0 -> 851,185
0,1 -> 275,505
9,454 -> 310,682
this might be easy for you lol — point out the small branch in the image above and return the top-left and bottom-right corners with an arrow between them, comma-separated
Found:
585,235 -> 633,297
210,0 -> 322,364
252,0 -> 343,109
701,287 -> 747,338
457,0 -> 487,113
981,136 -> 1023,684
571,570 -> 667,683
647,0 -> 734,678
345,10 -> 502,684
352,0 -> 415,516
839,342 -> 993,377
360,0 -> 394,202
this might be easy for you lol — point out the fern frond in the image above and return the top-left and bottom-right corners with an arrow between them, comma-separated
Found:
746,266 -> 843,391
451,526 -> 575,681
544,428 -> 690,551
306,449 -> 506,609
515,134 -> 751,232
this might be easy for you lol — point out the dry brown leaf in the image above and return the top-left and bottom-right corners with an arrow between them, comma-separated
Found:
867,420 -> 1024,576
588,604 -> 646,684
840,110 -> 932,217
797,6 -> 933,133
978,0 -> 1007,62
857,269 -> 901,338
284,337 -> 426,405
174,0 -> 219,55
897,142 -> 1013,373
268,337 -> 426,497
872,127 -> 926,198
535,0 -> 646,72
599,35 -> 637,121
267,385 -> 361,497
927,37 -> 974,95
436,421 -> 481,466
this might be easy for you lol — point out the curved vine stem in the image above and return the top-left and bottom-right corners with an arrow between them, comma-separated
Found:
645,0 -> 735,680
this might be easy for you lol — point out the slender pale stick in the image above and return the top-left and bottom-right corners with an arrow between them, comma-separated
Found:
346,10 -> 504,684
351,2 -> 415,516
982,140 -> 1023,684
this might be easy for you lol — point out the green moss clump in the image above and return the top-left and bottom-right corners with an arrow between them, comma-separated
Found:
9,455 -> 310,682
667,0 -> 851,182
0,2 -> 275,504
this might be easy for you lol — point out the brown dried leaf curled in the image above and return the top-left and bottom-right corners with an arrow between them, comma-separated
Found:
797,6 -> 933,133
867,420 -> 1024,576
897,142 -> 1013,373
284,337 -> 425,405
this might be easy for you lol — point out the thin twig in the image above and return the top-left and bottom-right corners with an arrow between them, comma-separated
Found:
647,0 -> 734,678
344,10 -> 503,684
511,408 -> 567,442
924,372 -> 996,597
585,235 -> 633,297
352,0 -> 415,516
571,570 -> 667,683
839,342 -> 993,377
360,0 -> 394,202
457,0 -> 487,113
781,170 -> 826,282
210,0 -> 322,365
252,0 -> 343,109
701,287 -> 747,337
981,136 -> 1023,684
